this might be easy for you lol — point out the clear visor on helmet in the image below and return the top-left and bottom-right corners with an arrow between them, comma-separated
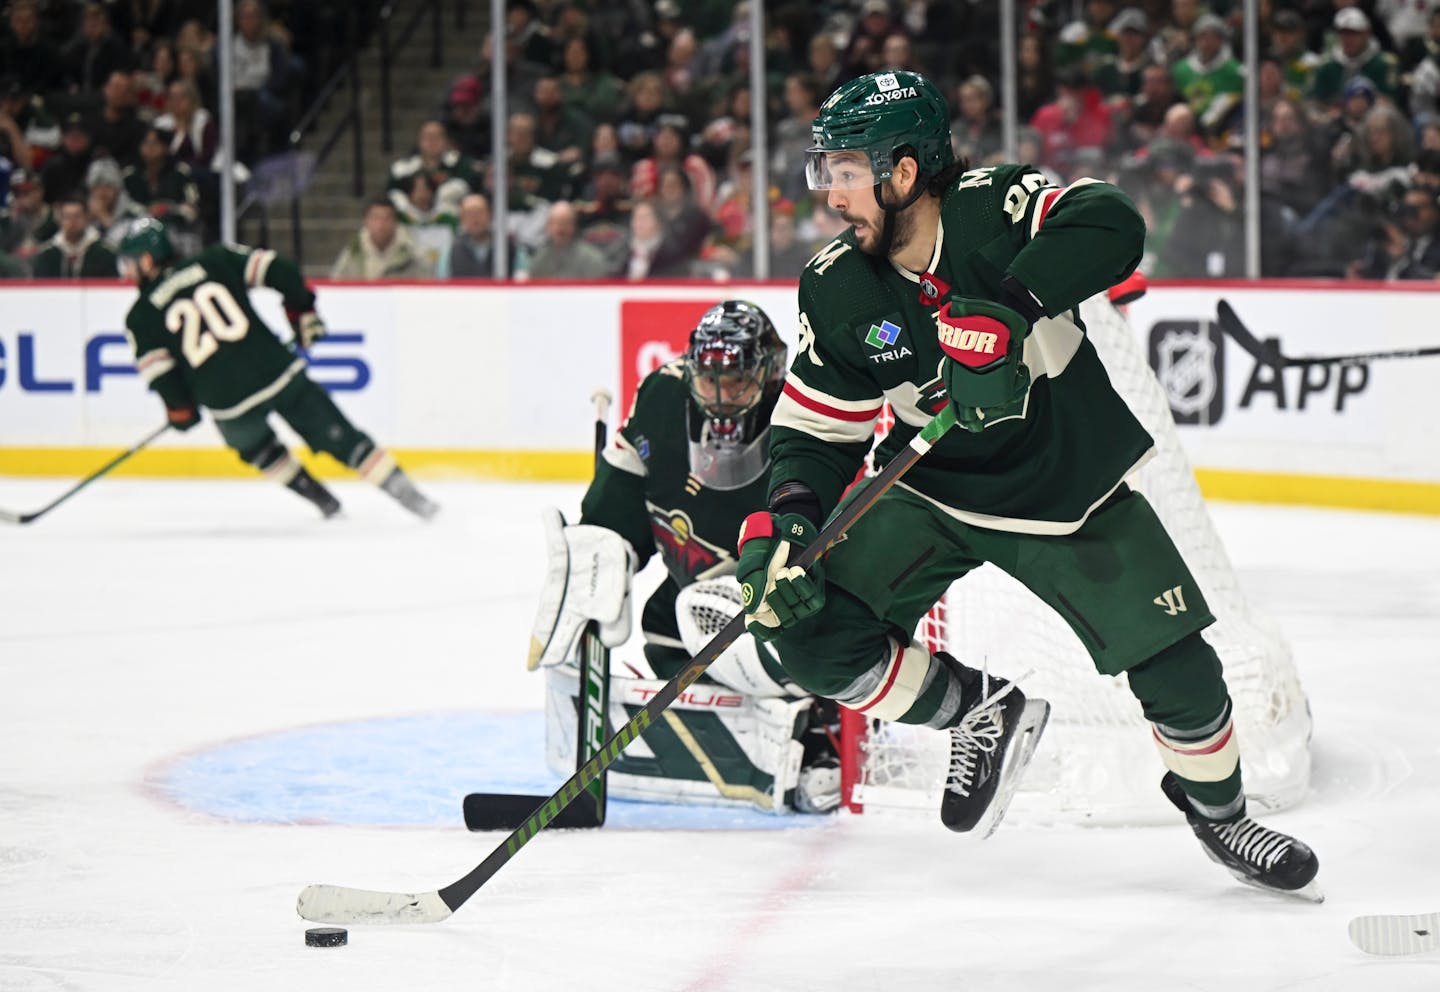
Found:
685,349 -> 768,420
803,146 -> 891,191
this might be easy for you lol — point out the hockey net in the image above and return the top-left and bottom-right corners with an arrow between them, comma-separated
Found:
839,294 -> 1313,825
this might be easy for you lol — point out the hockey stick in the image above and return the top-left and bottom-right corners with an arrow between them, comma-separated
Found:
1216,298 -> 1440,368
0,423 -> 171,525
1348,912 -> 1440,956
462,390 -> 614,831
296,401 -> 961,925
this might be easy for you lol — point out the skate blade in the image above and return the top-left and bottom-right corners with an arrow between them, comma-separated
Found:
1228,867 -> 1325,904
974,698 -> 1052,840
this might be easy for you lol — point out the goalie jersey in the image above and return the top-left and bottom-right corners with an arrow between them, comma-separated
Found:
583,359 -> 766,590
774,164 -> 1154,535
124,246 -> 314,419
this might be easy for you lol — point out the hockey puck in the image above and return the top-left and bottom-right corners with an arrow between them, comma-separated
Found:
305,927 -> 348,947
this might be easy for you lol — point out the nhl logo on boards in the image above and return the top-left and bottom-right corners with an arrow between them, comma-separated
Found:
1148,320 -> 1224,425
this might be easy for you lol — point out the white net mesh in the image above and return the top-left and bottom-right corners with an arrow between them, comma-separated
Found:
848,295 -> 1313,825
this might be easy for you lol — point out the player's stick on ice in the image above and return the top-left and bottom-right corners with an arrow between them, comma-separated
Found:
296,402 -> 962,926
0,423 -> 170,525
462,389 -> 615,832
1348,912 -> 1440,956
1216,299 -> 1440,368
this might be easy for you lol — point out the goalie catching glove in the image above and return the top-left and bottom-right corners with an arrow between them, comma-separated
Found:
736,509 -> 825,641
527,506 -> 637,670
936,292 -> 1034,433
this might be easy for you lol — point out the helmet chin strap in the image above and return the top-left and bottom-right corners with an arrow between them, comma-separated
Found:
872,163 -> 929,258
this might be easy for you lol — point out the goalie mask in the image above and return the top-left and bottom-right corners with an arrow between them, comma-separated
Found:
683,300 -> 787,491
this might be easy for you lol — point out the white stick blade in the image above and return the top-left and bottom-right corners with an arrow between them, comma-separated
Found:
297,885 -> 452,925
1348,913 -> 1440,956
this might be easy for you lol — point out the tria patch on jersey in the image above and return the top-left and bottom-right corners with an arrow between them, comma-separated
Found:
935,308 -> 1010,370
860,318 -> 913,365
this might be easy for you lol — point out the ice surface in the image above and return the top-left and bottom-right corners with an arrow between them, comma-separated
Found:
2,477 -> 1438,990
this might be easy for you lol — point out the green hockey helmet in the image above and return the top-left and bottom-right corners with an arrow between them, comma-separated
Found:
805,70 -> 955,191
117,217 -> 177,265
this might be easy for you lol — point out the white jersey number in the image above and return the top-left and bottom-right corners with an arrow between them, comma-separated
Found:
165,282 -> 250,367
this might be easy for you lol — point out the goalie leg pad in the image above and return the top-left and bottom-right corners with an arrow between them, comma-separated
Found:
544,666 -> 812,812
528,506 -> 636,670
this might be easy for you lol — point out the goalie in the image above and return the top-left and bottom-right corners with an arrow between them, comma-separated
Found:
529,300 -> 841,814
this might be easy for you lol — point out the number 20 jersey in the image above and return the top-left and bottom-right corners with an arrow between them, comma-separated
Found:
124,245 -> 311,419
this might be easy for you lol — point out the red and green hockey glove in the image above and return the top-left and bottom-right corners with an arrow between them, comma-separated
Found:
165,404 -> 201,431
937,296 -> 1033,433
736,511 -> 825,641
286,308 -> 327,349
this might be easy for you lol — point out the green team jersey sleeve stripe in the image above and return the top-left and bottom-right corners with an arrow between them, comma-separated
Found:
221,244 -> 314,309
769,265 -> 887,515
602,432 -> 647,477
132,342 -> 175,383
772,376 -> 883,441
1004,174 -> 1145,318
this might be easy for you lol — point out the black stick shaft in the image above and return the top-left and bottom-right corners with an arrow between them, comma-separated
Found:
1217,299 -> 1440,368
0,423 -> 170,525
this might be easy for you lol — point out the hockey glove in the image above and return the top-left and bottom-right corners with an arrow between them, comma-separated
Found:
736,511 -> 825,642
528,506 -> 636,670
165,405 -> 201,432
287,308 -> 327,349
937,296 -> 1033,433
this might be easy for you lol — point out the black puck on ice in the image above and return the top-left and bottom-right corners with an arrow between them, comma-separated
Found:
305,927 -> 348,947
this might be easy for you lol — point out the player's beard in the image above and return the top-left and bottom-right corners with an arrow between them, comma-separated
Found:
850,203 -> 918,258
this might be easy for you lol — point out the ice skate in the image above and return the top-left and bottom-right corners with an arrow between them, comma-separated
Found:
381,469 -> 440,520
1161,772 -> 1322,902
941,659 -> 1050,837
287,468 -> 341,519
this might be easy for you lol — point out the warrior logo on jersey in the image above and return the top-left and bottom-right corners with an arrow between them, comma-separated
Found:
649,506 -> 731,579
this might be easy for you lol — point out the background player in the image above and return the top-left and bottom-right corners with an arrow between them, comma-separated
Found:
737,70 -> 1321,897
529,300 -> 840,813
118,218 -> 438,520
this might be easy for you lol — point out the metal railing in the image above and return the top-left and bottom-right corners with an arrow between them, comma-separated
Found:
274,0 -> 463,261
283,4 -> 364,261
378,0 -> 447,154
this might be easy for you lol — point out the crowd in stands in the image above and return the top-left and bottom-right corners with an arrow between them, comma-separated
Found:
0,0 -> 360,277
9,0 -> 1440,283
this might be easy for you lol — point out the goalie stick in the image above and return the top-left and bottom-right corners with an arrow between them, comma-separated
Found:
296,401 -> 961,926
1348,912 -> 1440,956
1216,298 -> 1440,368
0,423 -> 170,525
462,389 -> 614,831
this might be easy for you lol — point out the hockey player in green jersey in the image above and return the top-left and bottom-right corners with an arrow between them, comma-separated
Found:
736,70 -> 1321,897
117,218 -> 438,520
529,301 -> 841,813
